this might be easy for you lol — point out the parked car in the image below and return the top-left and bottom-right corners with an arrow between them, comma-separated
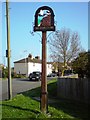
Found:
29,71 -> 41,81
29,73 -> 32,78
63,69 -> 73,76
47,73 -> 57,77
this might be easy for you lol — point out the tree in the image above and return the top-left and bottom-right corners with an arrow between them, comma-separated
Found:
49,28 -> 82,74
72,51 -> 90,78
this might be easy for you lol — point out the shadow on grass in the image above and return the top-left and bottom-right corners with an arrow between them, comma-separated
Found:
21,86 -> 41,97
49,98 -> 88,120
1,103 -> 40,114
21,81 -> 88,120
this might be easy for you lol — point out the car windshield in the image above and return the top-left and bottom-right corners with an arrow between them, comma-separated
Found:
33,72 -> 40,75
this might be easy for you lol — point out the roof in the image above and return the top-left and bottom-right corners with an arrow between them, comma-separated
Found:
14,58 -> 52,64
0,64 -> 4,68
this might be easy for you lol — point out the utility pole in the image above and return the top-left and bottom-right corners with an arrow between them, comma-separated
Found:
6,0 -> 12,100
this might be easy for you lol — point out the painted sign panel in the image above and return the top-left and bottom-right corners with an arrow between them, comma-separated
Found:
38,10 -> 51,27
34,6 -> 55,31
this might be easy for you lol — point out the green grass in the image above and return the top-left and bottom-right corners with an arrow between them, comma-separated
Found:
22,78 -> 57,98
1,78 -> 88,119
1,78 -> 7,80
1,94 -> 74,119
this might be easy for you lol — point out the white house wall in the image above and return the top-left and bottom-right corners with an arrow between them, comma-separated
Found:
47,64 -> 52,75
28,62 -> 41,76
14,62 -> 53,77
14,63 -> 28,76
28,62 -> 52,76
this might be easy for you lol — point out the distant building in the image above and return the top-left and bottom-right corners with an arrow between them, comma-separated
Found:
14,54 -> 53,77
0,64 -> 4,78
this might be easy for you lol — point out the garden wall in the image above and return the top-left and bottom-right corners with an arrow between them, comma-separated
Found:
57,78 -> 89,103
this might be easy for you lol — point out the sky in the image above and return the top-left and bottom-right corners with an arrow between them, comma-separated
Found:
1,1 -> 88,67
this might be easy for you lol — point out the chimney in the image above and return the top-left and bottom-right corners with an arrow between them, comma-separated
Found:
28,54 -> 33,59
35,56 -> 40,60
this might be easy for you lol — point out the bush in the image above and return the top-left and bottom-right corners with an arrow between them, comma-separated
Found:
2,67 -> 8,78
72,52 -> 90,78
12,73 -> 25,78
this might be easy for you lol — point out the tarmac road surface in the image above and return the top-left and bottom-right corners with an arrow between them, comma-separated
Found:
1,78 -> 41,100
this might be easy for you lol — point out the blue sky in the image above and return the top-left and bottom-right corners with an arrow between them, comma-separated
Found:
1,2 -> 88,67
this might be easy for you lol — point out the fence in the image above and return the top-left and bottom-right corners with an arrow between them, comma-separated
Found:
57,78 -> 89,103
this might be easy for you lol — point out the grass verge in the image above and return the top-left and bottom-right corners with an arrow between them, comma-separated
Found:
1,78 -> 88,119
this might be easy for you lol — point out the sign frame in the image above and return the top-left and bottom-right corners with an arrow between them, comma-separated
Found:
34,6 -> 55,31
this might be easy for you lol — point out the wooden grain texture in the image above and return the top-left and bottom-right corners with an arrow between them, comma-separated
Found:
57,78 -> 89,103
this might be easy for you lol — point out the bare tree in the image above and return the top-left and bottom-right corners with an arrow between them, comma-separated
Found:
49,28 -> 82,69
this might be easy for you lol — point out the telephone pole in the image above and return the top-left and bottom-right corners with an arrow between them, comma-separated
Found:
6,0 -> 12,100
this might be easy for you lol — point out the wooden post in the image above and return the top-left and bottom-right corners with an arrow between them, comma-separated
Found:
41,31 -> 48,114
6,0 -> 12,100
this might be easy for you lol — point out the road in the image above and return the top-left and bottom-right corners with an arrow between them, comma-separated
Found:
1,78 -> 41,100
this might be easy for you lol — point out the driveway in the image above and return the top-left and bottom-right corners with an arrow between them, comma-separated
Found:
1,78 -> 41,100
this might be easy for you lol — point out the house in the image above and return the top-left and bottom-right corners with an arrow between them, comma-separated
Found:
0,64 -> 3,78
14,54 -> 53,77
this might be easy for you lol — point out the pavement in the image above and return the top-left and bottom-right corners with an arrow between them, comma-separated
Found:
1,78 -> 41,101
0,77 -> 57,101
